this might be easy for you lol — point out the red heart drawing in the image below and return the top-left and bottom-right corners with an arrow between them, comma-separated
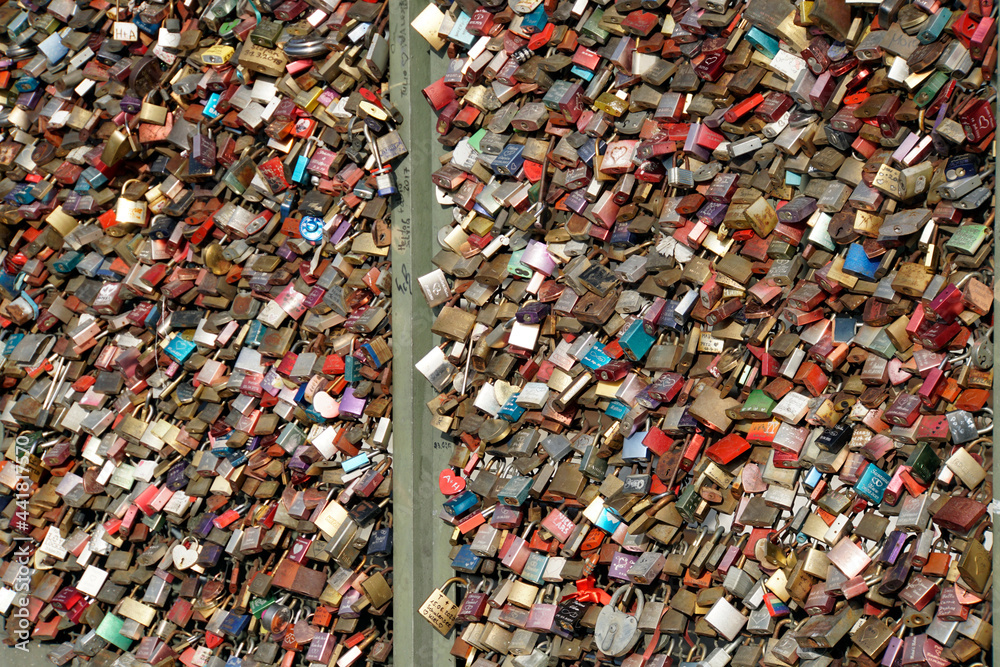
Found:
439,469 -> 465,496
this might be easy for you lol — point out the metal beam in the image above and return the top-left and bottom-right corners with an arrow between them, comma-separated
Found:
992,64 -> 998,667
388,5 -> 457,665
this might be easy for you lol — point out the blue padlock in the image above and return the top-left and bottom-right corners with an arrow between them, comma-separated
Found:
362,340 -> 390,368
0,273 -> 22,301
594,507 -> 622,534
202,92 -> 221,119
303,404 -> 325,423
81,166 -> 108,189
605,400 -> 629,420
577,138 -> 606,167
497,476 -> 533,506
492,143 -> 524,177
507,248 -> 533,279
621,431 -> 649,462
447,12 -> 476,46
581,345 -> 612,370
843,243 -> 881,280
245,320 -> 266,347
52,251 -> 83,274
8,183 -> 33,205
2,333 -> 23,356
802,466 -> 823,490
142,303 -> 161,329
918,8 -> 951,44
443,489 -> 479,516
279,192 -> 296,221
343,452 -> 370,473
610,221 -> 636,247
368,526 -> 393,556
300,215 -> 325,245
520,3 -> 547,33
13,76 -> 38,93
134,16 -> 161,36
657,299 -> 683,330
345,355 -> 361,382
521,552 -> 548,584
219,612 -> 249,637
451,544 -> 481,572
227,450 -> 249,468
498,395 -> 526,422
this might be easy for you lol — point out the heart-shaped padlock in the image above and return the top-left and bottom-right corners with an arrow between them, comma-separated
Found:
594,585 -> 644,657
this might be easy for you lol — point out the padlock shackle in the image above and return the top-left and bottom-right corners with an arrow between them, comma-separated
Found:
439,577 -> 469,594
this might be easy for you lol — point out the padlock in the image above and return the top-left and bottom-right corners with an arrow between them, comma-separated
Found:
593,585 -> 644,656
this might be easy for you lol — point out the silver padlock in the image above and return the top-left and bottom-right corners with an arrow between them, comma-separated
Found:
594,585 -> 644,657
668,167 -> 695,188
936,173 -> 982,200
971,327 -> 993,369
704,597 -> 748,640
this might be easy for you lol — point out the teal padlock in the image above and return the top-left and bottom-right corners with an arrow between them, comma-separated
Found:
619,319 -> 654,362
521,551 -> 549,584
498,475 -> 533,506
164,336 -> 197,363
507,248 -> 533,279
96,613 -> 134,650
345,355 -> 361,382
498,394 -> 526,422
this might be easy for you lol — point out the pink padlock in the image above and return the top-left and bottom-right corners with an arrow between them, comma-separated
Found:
520,240 -> 557,275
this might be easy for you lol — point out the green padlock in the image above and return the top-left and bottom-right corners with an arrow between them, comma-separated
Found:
676,484 -> 702,522
944,224 -> 989,256
740,389 -> 777,420
906,443 -> 941,485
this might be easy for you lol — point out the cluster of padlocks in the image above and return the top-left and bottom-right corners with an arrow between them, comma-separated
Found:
413,0 -> 997,664
0,0 -> 399,662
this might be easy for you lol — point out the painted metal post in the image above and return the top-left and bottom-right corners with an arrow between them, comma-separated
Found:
388,3 -> 458,664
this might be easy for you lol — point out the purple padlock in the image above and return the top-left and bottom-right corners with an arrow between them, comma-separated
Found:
121,94 -> 143,115
491,504 -> 524,529
166,462 -> 188,491
696,201 -> 728,228
677,409 -> 699,430
608,551 -> 639,580
276,241 -> 299,262
565,190 -> 589,215
339,388 -> 366,419
516,302 -> 550,324
303,285 -> 327,309
193,513 -> 217,537
683,122 -> 711,161
197,543 -> 224,566
338,589 -> 363,619
306,632 -> 335,664
877,531 -> 912,566
261,367 -> 284,397
287,447 -> 316,474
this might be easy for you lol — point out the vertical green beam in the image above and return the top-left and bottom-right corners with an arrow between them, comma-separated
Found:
388,3 -> 457,665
